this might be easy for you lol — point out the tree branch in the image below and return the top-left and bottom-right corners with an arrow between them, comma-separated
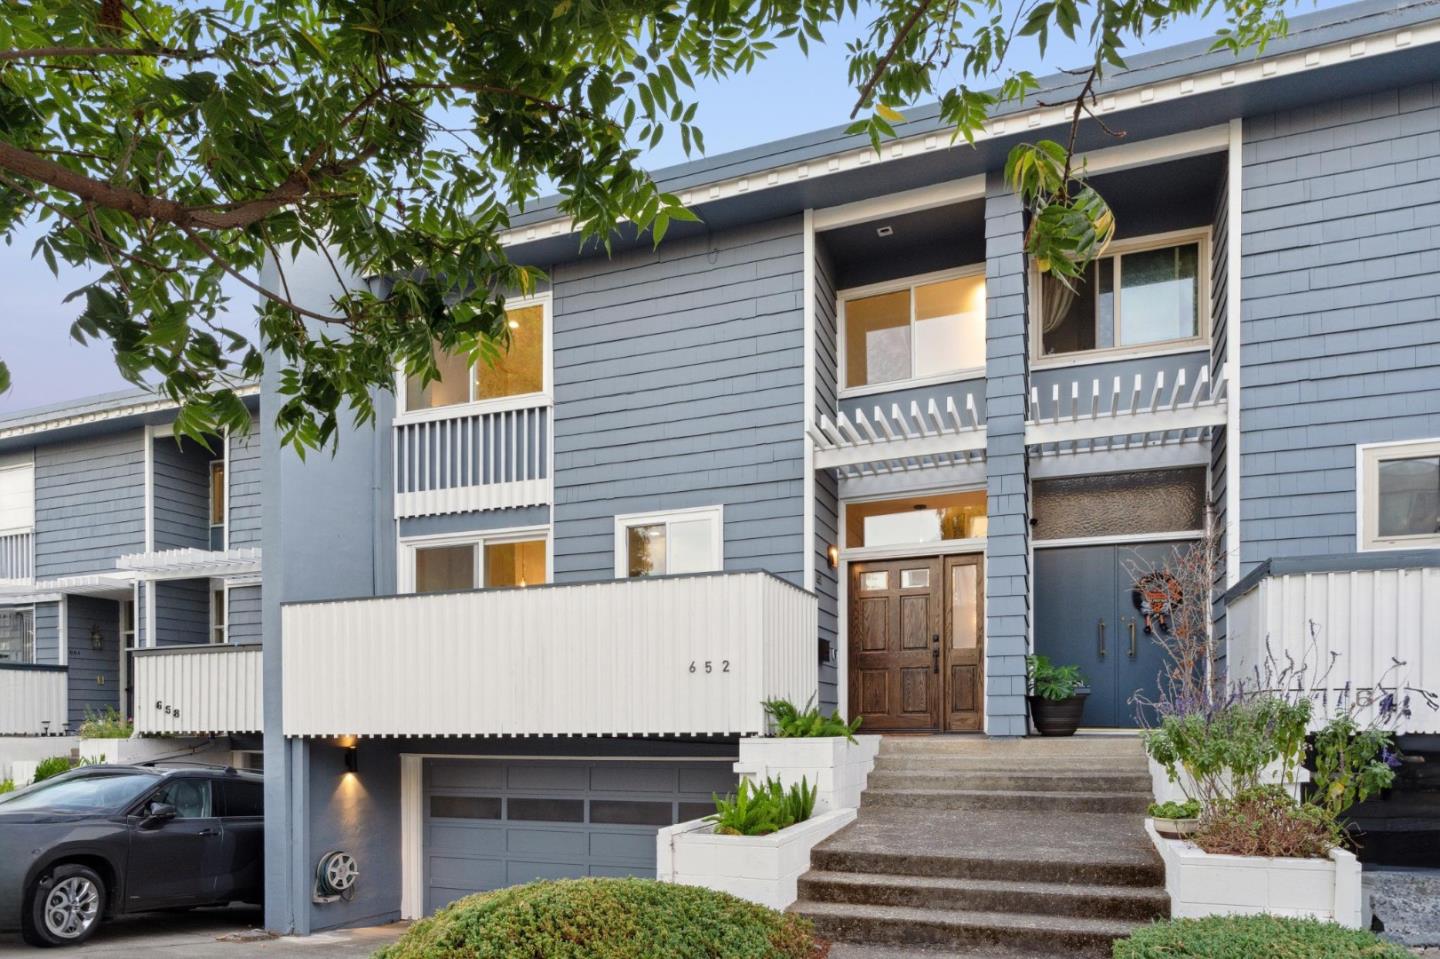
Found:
850,0 -> 942,119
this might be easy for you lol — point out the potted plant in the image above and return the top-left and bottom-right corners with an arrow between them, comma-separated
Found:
1025,654 -> 1090,736
1148,799 -> 1202,838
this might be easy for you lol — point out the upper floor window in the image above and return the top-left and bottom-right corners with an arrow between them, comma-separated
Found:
401,298 -> 548,414
615,506 -> 723,578
845,491 -> 988,549
211,585 -> 227,644
0,607 -> 34,664
841,270 -> 986,393
209,460 -> 225,550
1036,232 -> 1207,360
403,531 -> 549,593
1360,439 -> 1440,551
0,455 -> 34,534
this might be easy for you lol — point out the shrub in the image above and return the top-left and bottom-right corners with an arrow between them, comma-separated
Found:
1113,915 -> 1410,958
1142,694 -> 1311,805
32,756 -> 73,783
1147,799 -> 1201,819
77,706 -> 133,739
1026,654 -> 1086,700
0,779 -> 13,795
373,878 -> 817,959
710,776 -> 816,837
762,696 -> 861,742
1193,787 -> 1335,859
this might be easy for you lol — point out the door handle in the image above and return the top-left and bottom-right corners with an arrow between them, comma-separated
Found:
1129,620 -> 1138,659
932,633 -> 940,674
198,828 -> 220,837
1097,619 -> 1106,659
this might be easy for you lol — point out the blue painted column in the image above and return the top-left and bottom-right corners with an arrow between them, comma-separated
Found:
983,173 -> 1032,737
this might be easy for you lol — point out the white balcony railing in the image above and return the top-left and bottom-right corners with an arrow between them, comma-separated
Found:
0,529 -> 33,582
282,571 -> 817,738
133,644 -> 263,736
0,665 -> 67,734
394,402 -> 551,518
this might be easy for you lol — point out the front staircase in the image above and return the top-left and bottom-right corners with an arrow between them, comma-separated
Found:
791,735 -> 1168,957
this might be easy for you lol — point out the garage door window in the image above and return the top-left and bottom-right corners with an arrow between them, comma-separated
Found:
589,800 -> 675,826
431,795 -> 501,820
507,798 -> 585,822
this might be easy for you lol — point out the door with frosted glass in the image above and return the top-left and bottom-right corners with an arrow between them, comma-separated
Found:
942,555 -> 985,731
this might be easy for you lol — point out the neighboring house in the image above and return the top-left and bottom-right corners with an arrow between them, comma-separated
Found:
0,389 -> 265,776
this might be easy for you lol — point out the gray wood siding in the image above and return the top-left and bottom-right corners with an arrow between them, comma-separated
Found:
1239,82 -> 1440,567
1209,170 -> 1231,648
155,578 -> 211,646
549,216 -> 807,584
228,584 -> 262,645
65,594 -> 120,728
229,418 -> 263,548
152,436 -> 211,551
814,240 -> 840,712
34,431 -> 144,578
33,601 -> 60,665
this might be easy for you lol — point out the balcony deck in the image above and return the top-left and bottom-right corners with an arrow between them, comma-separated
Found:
132,644 -> 263,736
281,571 -> 817,739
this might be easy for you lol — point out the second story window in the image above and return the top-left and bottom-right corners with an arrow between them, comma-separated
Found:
402,299 -> 548,414
1037,232 -> 1206,360
209,460 -> 225,550
841,271 -> 987,393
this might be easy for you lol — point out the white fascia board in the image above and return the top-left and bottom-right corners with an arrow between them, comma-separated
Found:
0,384 -> 258,443
496,19 -> 1439,249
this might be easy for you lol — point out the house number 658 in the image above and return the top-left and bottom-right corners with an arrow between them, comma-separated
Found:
688,660 -> 730,674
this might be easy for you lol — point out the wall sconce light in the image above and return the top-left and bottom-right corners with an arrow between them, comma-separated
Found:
343,744 -> 359,775
826,544 -> 840,569
89,625 -> 104,650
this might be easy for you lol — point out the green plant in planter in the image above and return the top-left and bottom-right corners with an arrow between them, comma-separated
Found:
77,706 -> 133,739
1147,799 -> 1201,820
32,756 -> 73,783
709,776 -> 816,837
0,779 -> 14,795
1025,655 -> 1086,700
761,696 -> 862,743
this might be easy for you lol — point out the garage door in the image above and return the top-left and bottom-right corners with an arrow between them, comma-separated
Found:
423,758 -> 735,913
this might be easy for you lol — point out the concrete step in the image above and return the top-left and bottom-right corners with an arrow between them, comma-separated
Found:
870,755 -> 1151,775
811,844 -> 1164,889
876,736 -> 1144,758
797,870 -> 1170,922
865,770 -> 1154,793
792,900 -> 1140,959
862,787 -> 1152,814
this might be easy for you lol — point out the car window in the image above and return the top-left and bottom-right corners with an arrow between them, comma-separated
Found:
0,773 -> 156,812
221,780 -> 264,818
149,779 -> 213,819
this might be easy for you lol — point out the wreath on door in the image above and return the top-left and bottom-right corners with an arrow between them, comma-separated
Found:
1132,572 -> 1184,636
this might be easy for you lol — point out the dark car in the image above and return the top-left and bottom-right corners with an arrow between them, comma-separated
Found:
0,763 -> 264,947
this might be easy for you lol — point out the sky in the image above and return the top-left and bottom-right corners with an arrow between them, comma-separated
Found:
0,1 -> 1338,414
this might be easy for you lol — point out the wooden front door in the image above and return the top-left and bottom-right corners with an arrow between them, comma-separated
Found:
848,555 -> 985,733
849,559 -> 943,730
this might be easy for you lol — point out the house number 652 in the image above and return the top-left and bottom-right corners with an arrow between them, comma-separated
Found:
688,661 -> 730,674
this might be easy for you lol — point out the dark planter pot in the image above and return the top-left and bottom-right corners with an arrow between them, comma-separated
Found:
1028,689 -> 1090,737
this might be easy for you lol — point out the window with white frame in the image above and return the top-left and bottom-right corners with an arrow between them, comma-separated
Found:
401,297 -> 549,414
210,584 -> 227,644
209,460 -> 226,550
1035,231 -> 1208,359
0,607 -> 34,664
1360,439 -> 1440,550
614,506 -> 724,578
403,531 -> 549,593
119,599 -> 136,648
841,270 -> 987,391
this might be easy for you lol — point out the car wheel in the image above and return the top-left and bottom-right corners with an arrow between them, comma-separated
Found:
26,864 -> 106,947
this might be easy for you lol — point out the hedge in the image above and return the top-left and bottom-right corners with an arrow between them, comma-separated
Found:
1114,915 -> 1410,958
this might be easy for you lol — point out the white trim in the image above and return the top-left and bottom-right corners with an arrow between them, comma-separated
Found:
144,580 -> 157,649
393,291 -> 553,423
1029,227 -> 1212,364
840,538 -> 986,563
803,209 -> 817,593
400,753 -> 423,920
836,500 -> 849,720
1225,117 -> 1243,587
397,525 -> 551,593
813,175 -> 987,232
57,593 -> 68,667
1030,341 -> 1211,372
612,505 -> 725,578
837,265 -> 987,397
1034,529 -> 1204,549
1356,437 -> 1440,552
221,428 -> 231,550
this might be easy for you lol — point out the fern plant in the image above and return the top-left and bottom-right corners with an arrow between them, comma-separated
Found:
762,696 -> 863,743
708,776 -> 817,836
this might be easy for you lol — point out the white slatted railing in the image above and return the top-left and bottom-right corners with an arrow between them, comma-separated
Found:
133,644 -> 263,735
393,403 -> 551,518
0,529 -> 33,582
282,572 -> 817,738
0,665 -> 67,734
1026,366 -> 1228,454
809,395 -> 987,477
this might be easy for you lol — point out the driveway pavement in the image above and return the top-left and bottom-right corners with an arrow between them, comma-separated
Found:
0,906 -> 408,956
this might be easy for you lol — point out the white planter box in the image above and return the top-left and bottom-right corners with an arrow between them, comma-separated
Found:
1148,756 -> 1309,805
657,808 -> 856,910
735,735 -> 881,813
1146,820 -> 1362,928
78,737 -> 239,768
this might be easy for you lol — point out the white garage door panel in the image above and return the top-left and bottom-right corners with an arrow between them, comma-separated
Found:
422,758 -> 734,914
